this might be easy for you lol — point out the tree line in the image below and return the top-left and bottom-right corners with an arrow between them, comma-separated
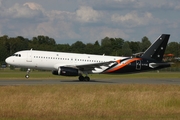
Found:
0,35 -> 180,64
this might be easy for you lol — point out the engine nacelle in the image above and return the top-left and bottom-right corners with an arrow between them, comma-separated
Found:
52,67 -> 79,76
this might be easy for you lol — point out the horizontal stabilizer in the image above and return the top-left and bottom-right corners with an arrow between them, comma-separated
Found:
149,62 -> 171,68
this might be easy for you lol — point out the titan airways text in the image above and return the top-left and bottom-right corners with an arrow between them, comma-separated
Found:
6,34 -> 171,81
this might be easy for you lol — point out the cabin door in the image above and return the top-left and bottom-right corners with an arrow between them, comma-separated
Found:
27,50 -> 32,62
136,60 -> 141,70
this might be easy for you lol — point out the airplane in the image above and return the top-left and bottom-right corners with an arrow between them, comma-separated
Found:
5,34 -> 171,81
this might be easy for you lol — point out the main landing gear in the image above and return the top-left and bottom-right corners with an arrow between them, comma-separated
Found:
78,75 -> 90,81
25,68 -> 31,79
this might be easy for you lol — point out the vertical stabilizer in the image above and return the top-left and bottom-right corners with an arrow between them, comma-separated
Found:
142,34 -> 170,62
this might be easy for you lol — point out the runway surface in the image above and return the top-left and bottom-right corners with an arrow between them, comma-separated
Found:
0,78 -> 180,85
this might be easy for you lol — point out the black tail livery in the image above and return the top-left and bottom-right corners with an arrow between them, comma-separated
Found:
142,34 -> 170,62
105,34 -> 171,74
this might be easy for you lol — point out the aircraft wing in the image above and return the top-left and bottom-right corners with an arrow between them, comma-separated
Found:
58,61 -> 118,74
75,61 -> 118,73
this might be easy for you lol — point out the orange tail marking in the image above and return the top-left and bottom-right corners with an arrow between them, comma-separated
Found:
106,58 -> 141,73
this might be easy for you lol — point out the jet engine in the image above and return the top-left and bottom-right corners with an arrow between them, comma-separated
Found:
52,67 -> 79,76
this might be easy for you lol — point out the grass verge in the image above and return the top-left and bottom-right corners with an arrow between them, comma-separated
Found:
0,69 -> 180,79
0,84 -> 180,120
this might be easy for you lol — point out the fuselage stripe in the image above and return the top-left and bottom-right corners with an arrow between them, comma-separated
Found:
105,58 -> 141,73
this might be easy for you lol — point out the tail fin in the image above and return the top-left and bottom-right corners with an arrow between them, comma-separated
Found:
141,34 -> 170,62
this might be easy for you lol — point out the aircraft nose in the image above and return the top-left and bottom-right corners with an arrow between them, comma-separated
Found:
5,57 -> 11,64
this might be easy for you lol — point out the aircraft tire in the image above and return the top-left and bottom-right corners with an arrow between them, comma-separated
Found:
79,75 -> 84,81
25,74 -> 29,79
84,76 -> 90,81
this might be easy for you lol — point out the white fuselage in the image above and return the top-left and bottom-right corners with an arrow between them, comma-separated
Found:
5,50 -> 126,73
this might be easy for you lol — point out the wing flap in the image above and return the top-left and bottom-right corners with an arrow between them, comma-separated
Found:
76,61 -> 118,73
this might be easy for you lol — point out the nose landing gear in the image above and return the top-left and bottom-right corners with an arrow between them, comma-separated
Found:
25,68 -> 31,79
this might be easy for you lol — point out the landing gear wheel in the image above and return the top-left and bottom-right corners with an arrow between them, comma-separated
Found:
78,75 -> 90,81
84,76 -> 90,81
25,74 -> 29,79
25,68 -> 31,79
79,75 -> 84,81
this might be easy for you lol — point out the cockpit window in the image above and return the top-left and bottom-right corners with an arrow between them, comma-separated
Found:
13,54 -> 21,57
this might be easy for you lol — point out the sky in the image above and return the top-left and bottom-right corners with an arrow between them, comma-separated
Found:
0,0 -> 180,44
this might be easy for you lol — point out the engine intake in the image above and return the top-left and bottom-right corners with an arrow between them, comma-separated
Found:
52,67 -> 79,76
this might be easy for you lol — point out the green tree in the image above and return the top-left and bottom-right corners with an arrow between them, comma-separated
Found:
166,42 -> 179,56
140,36 -> 151,52
0,35 -> 9,62
101,37 -> 111,47
128,41 -> 141,54
85,43 -> 94,54
111,38 -> 124,56
100,37 -> 114,55
5,36 -> 29,55
56,44 -> 71,52
31,35 -> 56,45
30,36 -> 56,51
0,44 -> 8,63
70,41 -> 86,53
92,41 -> 101,54
122,42 -> 132,56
